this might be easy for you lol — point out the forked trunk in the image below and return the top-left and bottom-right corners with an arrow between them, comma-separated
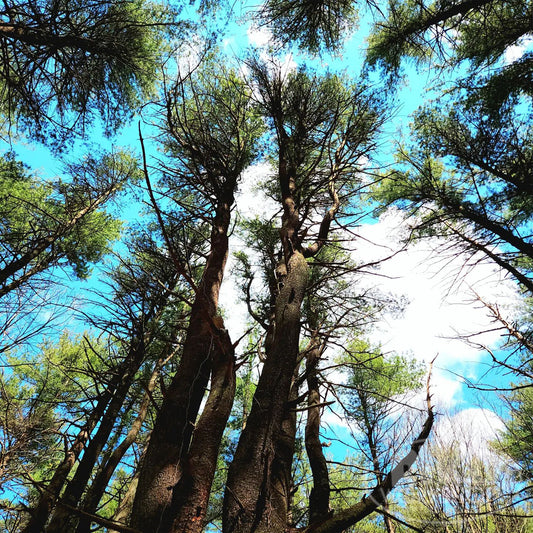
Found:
169,330 -> 235,533
131,199 -> 233,531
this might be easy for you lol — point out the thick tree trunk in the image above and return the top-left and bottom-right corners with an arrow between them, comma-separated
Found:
169,330 -> 235,533
223,250 -> 308,533
267,374 -> 299,531
130,198 -> 233,531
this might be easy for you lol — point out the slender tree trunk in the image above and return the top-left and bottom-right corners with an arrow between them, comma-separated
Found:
305,331 -> 330,523
75,355 -> 168,533
131,197 -> 234,531
109,463 -> 142,533
21,389 -> 114,533
46,339 -> 147,533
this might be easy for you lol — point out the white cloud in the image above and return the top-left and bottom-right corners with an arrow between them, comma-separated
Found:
220,163 -> 279,342
503,36 -> 533,64
435,408 -> 504,458
355,210 -> 518,361
236,162 -> 278,220
247,25 -> 272,48
351,208 -> 521,406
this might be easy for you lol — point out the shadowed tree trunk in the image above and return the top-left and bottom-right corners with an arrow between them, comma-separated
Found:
21,390 -> 113,533
168,328 -> 236,533
305,331 -> 330,524
130,60 -> 261,531
223,250 -> 308,533
75,354 -> 171,533
130,197 -> 234,531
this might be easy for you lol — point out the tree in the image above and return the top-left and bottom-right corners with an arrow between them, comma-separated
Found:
401,411 -> 533,533
129,56 -> 264,533
18,225 -> 186,533
221,58 -> 434,533
0,151 -> 137,298
342,341 -> 425,533
367,0 -> 533,100
496,384 -> 533,485
258,0 -> 358,53
0,0 -> 182,145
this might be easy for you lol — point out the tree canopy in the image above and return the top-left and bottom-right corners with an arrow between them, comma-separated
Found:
1,1 -> 533,533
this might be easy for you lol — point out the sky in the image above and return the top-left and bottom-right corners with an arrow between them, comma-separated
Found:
10,1 -> 525,454
220,158 -> 518,457
213,17 -> 524,449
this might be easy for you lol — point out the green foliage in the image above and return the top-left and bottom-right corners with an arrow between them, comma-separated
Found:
344,339 -> 424,419
367,0 -> 533,108
496,385 -> 533,482
0,334 -> 108,494
0,0 -> 184,145
342,338 -> 424,481
0,151 -> 139,294
259,0 -> 358,53
164,54 -> 265,201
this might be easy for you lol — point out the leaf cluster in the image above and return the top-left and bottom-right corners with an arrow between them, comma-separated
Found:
0,0 -> 183,145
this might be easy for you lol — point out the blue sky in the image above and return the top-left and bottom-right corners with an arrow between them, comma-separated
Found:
9,0 -> 525,458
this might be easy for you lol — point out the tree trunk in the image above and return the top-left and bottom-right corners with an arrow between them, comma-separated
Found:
267,373 -> 299,531
305,332 -> 330,524
21,384 -> 116,533
169,329 -> 235,533
46,339 -> 147,533
75,355 -> 168,533
223,250 -> 308,533
130,198 -> 233,531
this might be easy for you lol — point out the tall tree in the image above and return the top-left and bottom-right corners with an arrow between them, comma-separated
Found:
130,56 -> 263,533
343,342 -> 424,533
222,59 -> 432,533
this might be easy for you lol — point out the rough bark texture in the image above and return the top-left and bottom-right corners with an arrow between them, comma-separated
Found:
267,374 -> 299,531
223,251 -> 308,533
169,330 -> 235,533
130,198 -> 233,531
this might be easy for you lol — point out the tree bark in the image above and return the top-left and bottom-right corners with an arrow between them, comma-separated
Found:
223,250 -> 308,533
305,332 -> 330,524
168,329 -> 235,533
130,197 -> 234,531
46,338 -> 148,533
267,372 -> 299,531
